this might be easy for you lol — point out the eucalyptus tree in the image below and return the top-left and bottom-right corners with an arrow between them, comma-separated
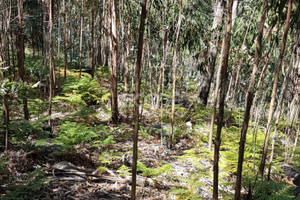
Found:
156,0 -> 170,109
108,0 -> 119,123
197,0 -> 225,106
0,8 -> 9,152
131,0 -> 147,199
234,0 -> 268,198
63,0 -> 67,79
91,0 -> 95,78
259,0 -> 293,177
169,0 -> 183,149
78,0 -> 84,78
213,0 -> 234,198
17,0 -> 29,120
48,0 -> 54,126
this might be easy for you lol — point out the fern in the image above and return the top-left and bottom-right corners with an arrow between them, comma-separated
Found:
53,121 -> 99,147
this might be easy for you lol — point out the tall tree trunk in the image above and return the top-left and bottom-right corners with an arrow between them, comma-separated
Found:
156,0 -> 169,109
63,0 -> 67,79
108,0 -> 119,123
234,0 -> 268,198
197,0 -> 225,106
0,26 -> 9,152
91,0 -> 95,78
78,0 -> 84,78
57,0 -> 61,86
48,0 -> 54,126
251,42 -> 275,120
17,0 -> 29,120
267,59 -> 293,180
288,11 -> 300,123
131,0 -> 147,199
213,0 -> 234,199
259,0 -> 292,177
41,1 -> 47,66
124,20 -> 130,94
10,30 -> 16,79
169,0 -> 183,149
289,8 -> 300,160
231,0 -> 239,27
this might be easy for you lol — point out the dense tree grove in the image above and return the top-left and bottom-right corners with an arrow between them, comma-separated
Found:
1,0 -> 300,199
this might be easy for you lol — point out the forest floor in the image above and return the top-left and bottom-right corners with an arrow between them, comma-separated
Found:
0,70 -> 296,200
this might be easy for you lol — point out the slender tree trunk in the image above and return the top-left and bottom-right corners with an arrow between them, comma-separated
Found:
156,0 -> 170,109
267,59 -> 293,180
17,0 -> 29,120
289,8 -> 300,160
213,0 -> 234,199
48,0 -> 54,126
10,30 -> 16,79
291,123 -> 300,159
57,0 -> 61,86
63,0 -> 67,79
197,0 -> 225,106
78,0 -> 84,78
251,42 -> 275,120
288,10 -> 300,123
91,0 -> 95,78
124,20 -> 130,93
169,0 -> 183,149
259,0 -> 292,177
234,0 -> 268,198
131,1 -> 147,199
231,0 -> 239,27
42,1 -> 47,66
0,29 -> 9,152
108,0 -> 119,123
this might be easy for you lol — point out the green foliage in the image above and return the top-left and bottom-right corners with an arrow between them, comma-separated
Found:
96,66 -> 110,79
137,161 -> 173,178
117,165 -> 131,177
93,135 -> 115,149
139,126 -> 154,140
169,172 -> 203,200
253,181 -> 295,200
98,150 -> 121,174
53,121 -> 100,147
3,168 -> 49,200
24,55 -> 44,82
55,77 -> 110,107
28,99 -> 49,117
8,120 -> 50,146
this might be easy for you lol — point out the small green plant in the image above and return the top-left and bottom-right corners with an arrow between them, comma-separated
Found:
118,165 -> 131,177
53,121 -> 99,147
55,77 -> 110,107
253,181 -> 295,200
137,161 -> 173,177
3,168 -> 50,200
8,120 -> 50,150
98,150 -> 121,174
